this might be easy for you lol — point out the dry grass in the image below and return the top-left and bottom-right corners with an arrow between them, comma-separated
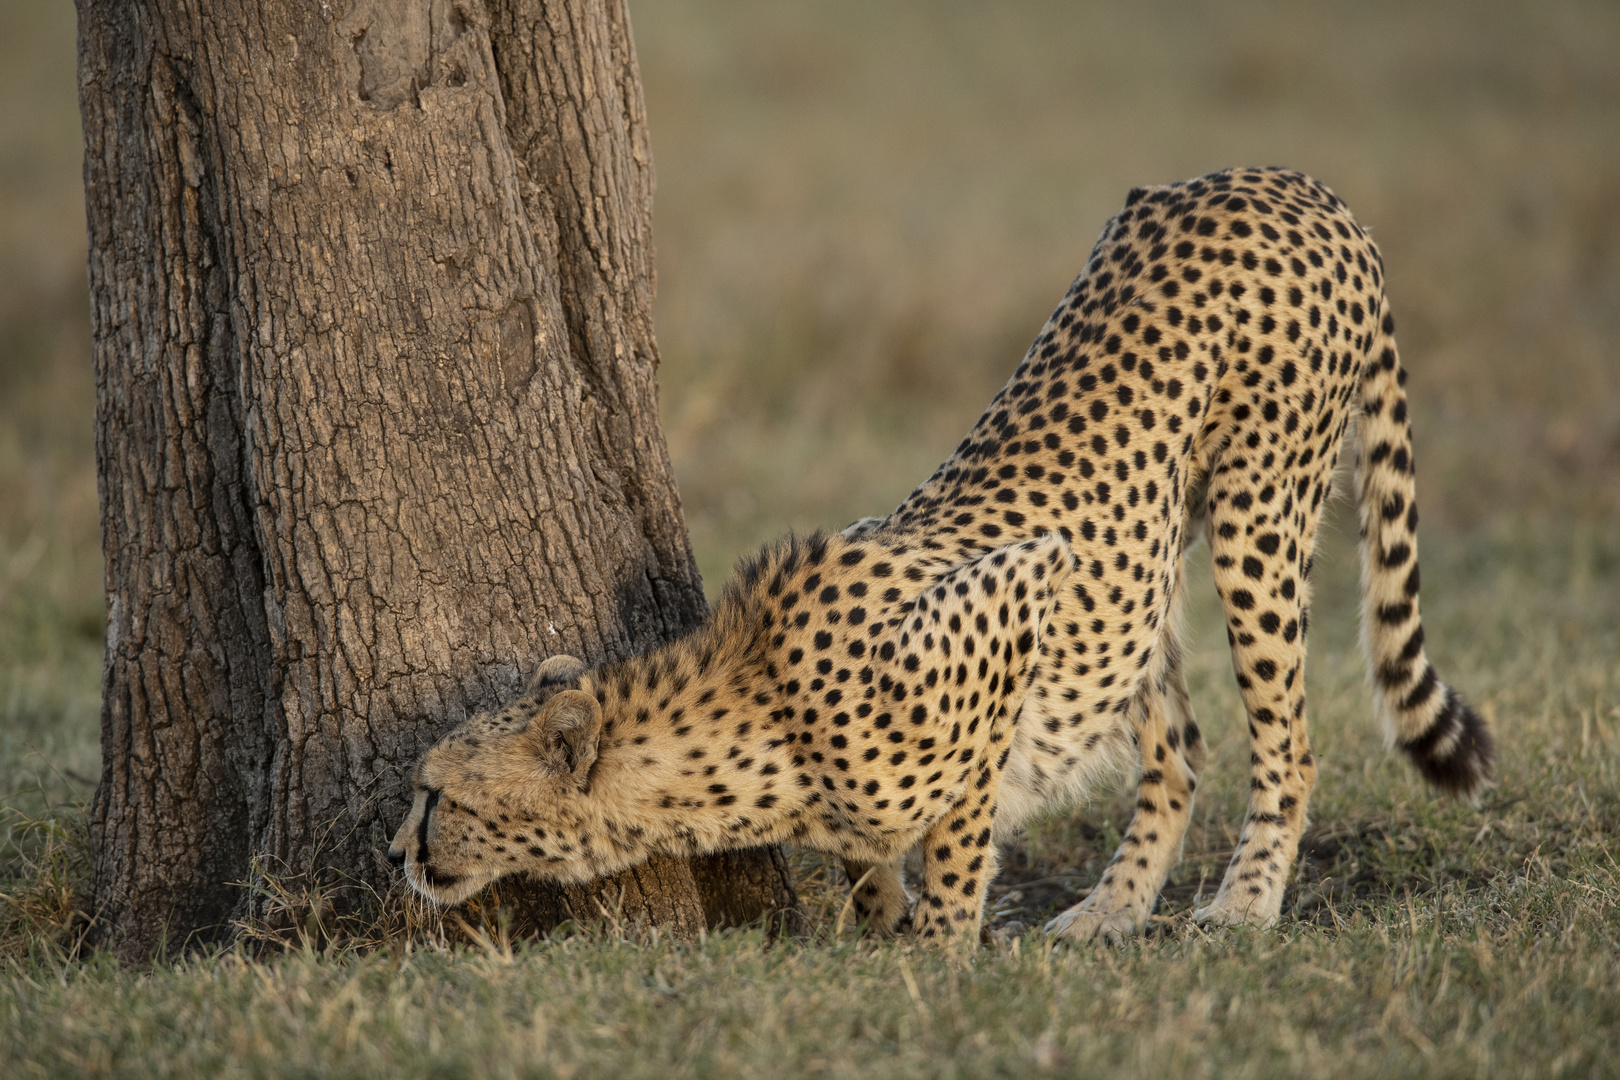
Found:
2,0 -> 1619,1075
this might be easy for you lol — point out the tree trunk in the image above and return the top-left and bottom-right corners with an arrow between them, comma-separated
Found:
79,0 -> 796,961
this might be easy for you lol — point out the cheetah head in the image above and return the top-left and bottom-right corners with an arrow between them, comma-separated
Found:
387,655 -> 611,905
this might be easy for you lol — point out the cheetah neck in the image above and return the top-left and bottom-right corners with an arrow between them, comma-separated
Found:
550,532 -> 958,872
567,654 -> 798,868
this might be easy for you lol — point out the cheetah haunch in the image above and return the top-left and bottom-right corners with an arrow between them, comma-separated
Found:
391,167 -> 1492,946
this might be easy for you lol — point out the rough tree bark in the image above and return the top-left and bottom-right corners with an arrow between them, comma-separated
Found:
79,0 -> 797,961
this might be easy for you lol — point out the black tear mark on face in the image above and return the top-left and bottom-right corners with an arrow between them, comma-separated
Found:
416,788 -> 441,867
416,788 -> 464,890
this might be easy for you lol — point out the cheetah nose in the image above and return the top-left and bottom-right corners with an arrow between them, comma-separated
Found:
386,846 -> 406,869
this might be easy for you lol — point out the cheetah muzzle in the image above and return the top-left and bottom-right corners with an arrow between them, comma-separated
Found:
391,167 -> 1492,947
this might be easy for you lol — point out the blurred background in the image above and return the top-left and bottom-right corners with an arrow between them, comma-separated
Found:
636,0 -> 1619,585
1,1 -> 1617,816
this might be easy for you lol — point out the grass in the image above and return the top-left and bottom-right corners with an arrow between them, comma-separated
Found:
3,889 -> 1617,1079
3,520 -> 1614,1078
2,0 -> 1619,1075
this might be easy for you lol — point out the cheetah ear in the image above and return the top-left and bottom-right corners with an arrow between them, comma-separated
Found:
526,654 -> 586,702
524,689 -> 603,785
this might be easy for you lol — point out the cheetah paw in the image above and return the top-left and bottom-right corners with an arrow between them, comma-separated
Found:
1044,904 -> 1143,945
1191,898 -> 1278,930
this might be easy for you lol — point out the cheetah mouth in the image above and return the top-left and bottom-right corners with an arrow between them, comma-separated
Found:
405,860 -> 483,906
421,864 -> 463,891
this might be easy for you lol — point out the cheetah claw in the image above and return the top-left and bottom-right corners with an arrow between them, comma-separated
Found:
1044,904 -> 1143,945
1191,898 -> 1279,930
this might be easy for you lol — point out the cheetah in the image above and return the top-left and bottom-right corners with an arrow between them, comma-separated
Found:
392,532 -> 1078,942
390,167 -> 1492,945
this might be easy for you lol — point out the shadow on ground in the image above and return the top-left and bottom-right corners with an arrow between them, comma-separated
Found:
982,813 -> 1522,936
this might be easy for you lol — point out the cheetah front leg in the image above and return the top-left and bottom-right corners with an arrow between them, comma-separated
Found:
912,729 -> 1020,947
912,793 -> 1002,947
1046,671 -> 1200,943
906,530 -> 1071,946
843,858 -> 911,935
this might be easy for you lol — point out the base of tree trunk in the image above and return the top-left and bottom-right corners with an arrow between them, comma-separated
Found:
690,847 -> 804,937
77,0 -> 801,960
477,849 -> 801,942
495,847 -> 803,941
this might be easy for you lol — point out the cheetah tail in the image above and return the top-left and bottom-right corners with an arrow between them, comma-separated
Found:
1354,308 -> 1493,798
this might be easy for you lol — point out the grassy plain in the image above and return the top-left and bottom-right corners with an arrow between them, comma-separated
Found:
2,0 -> 1618,1076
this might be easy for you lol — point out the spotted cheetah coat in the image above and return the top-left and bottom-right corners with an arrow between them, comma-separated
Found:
391,167 -> 1491,945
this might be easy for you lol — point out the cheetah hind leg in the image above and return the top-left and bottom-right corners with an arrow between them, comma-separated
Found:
1046,660 -> 1201,944
842,858 -> 911,936
1192,453 -> 1323,930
